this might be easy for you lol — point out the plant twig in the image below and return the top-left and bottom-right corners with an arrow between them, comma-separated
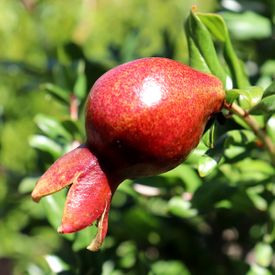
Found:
224,101 -> 275,166
70,94 -> 79,121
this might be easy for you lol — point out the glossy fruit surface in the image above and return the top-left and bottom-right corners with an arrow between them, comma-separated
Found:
32,57 -> 225,251
85,57 -> 225,178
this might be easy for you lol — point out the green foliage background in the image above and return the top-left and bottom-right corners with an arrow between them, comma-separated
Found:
0,0 -> 275,274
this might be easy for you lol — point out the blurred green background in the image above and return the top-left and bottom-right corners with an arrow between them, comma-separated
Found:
0,0 -> 275,274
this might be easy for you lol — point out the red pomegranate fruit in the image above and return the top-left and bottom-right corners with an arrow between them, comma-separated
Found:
32,57 -> 225,251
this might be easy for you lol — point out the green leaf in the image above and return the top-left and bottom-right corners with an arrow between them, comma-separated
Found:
168,197 -> 197,219
185,10 -> 228,85
232,159 -> 274,182
62,119 -> 83,139
267,115 -> 275,142
73,60 -> 87,100
197,11 -> 249,89
202,122 -> 216,148
225,89 -> 240,104
192,181 -> 235,210
34,114 -> 72,141
198,155 -> 219,177
255,243 -> 273,267
41,83 -> 70,104
222,11 -> 272,40
174,165 -> 202,192
29,135 -> 63,158
72,226 -> 98,251
250,95 -> 275,115
247,86 -> 264,107
185,140 -> 208,166
116,241 -> 137,268
232,86 -> 264,110
44,254 -> 70,273
262,81 -> 275,99
186,37 -> 211,73
225,129 -> 255,145
260,61 -> 275,76
199,129 -> 255,176
247,264 -> 272,275
247,186 -> 267,211
250,81 -> 275,115
18,177 -> 38,194
197,12 -> 228,42
41,190 -> 74,241
150,260 -> 191,275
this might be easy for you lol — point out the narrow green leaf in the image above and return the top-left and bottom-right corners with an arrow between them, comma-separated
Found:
18,177 -> 38,194
196,11 -> 250,89
225,89 -> 240,104
224,40 -> 250,89
254,243 -> 273,267
41,190 -> 74,241
222,11 -> 272,40
234,86 -> 264,110
247,264 -> 272,275
262,81 -> 275,99
151,260 -> 191,275
73,60 -> 87,100
247,187 -> 267,211
34,114 -> 72,141
261,61 -> 275,76
197,12 -> 227,42
44,255 -> 70,273
186,11 -> 228,85
267,115 -> 275,142
225,129 -> 255,145
29,135 -> 63,158
198,155 -> 219,177
73,226 -> 98,251
185,141 -> 208,166
186,37 -> 211,73
168,197 -> 197,219
189,12 -> 249,89
250,95 -> 275,115
41,83 -> 70,104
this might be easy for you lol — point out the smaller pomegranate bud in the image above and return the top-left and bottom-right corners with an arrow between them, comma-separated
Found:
32,57 -> 225,251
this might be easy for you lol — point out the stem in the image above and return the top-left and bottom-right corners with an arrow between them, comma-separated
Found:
70,94 -> 79,121
224,102 -> 275,166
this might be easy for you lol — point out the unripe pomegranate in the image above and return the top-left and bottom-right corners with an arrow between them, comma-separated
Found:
32,57 -> 225,251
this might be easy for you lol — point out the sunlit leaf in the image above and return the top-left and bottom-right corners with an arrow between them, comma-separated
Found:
262,80 -> 275,99
41,190 -> 74,241
34,114 -> 72,141
73,60 -> 87,100
168,197 -> 197,219
198,155 -> 219,177
150,260 -> 191,275
41,83 -> 70,104
225,89 -> 240,104
222,11 -> 272,40
18,177 -> 38,194
267,115 -> 275,142
250,95 -> 275,115
185,10 -> 228,85
29,135 -> 63,158
254,242 -> 273,267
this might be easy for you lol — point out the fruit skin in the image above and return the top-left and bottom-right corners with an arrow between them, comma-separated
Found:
85,57 -> 225,179
32,57 -> 225,251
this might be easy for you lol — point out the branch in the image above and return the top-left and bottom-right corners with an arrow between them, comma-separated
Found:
70,94 -> 79,121
224,102 -> 275,166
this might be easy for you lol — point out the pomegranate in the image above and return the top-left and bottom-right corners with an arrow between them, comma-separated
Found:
32,57 -> 225,250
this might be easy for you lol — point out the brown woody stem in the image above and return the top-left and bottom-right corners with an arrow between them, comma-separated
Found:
223,101 -> 275,166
